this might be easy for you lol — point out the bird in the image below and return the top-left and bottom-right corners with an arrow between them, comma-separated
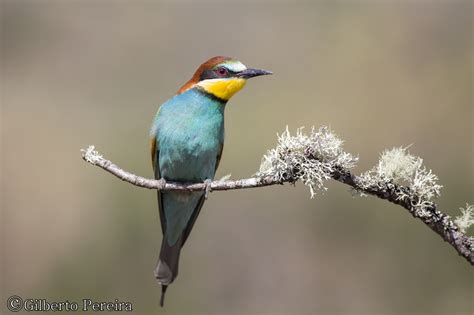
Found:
149,56 -> 271,306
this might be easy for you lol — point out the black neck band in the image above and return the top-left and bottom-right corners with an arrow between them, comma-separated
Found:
194,86 -> 228,104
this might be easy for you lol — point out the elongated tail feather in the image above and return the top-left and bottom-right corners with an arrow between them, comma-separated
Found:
160,285 -> 168,307
155,234 -> 183,285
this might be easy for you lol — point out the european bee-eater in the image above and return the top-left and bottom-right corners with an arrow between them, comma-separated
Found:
150,56 -> 271,306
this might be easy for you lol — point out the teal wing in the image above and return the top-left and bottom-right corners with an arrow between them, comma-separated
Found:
151,137 -> 166,233
180,142 -> 223,246
152,138 -> 223,246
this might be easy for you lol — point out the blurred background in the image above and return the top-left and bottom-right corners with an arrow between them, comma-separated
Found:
1,1 -> 472,314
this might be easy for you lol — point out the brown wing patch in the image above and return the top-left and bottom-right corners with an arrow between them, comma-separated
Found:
150,137 -> 157,170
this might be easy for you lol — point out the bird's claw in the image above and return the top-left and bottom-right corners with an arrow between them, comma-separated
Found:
204,179 -> 212,199
157,178 -> 167,190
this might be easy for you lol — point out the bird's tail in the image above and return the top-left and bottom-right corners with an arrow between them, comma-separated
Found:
159,285 -> 168,307
155,235 -> 182,307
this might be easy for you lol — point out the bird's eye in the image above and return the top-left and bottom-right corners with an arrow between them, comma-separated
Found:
215,67 -> 228,77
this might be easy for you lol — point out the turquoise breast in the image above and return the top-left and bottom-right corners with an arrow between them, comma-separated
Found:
151,88 -> 225,182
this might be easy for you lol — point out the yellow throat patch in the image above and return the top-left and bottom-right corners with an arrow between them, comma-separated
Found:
197,78 -> 246,101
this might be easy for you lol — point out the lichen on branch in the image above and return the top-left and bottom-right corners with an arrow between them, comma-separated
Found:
81,145 -> 103,165
257,126 -> 358,198
81,126 -> 473,265
455,204 -> 474,233
358,146 -> 442,217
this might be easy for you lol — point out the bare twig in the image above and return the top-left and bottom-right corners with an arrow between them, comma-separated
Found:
81,145 -> 473,265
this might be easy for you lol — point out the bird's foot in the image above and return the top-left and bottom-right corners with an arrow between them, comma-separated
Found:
204,179 -> 212,199
157,178 -> 167,190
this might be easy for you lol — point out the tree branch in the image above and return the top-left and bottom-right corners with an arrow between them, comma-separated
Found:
81,145 -> 473,265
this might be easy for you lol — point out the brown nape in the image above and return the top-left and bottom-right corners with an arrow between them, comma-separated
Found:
177,56 -> 234,94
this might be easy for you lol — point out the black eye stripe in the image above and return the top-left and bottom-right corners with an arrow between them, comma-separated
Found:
199,67 -> 236,81
200,69 -> 216,80
214,66 -> 236,74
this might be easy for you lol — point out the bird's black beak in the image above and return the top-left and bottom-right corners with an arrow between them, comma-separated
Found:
236,68 -> 273,79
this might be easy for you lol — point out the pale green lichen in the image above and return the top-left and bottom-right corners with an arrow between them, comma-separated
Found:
376,145 -> 419,183
81,145 -> 103,165
257,126 -> 358,198
359,146 -> 442,217
455,204 -> 474,233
